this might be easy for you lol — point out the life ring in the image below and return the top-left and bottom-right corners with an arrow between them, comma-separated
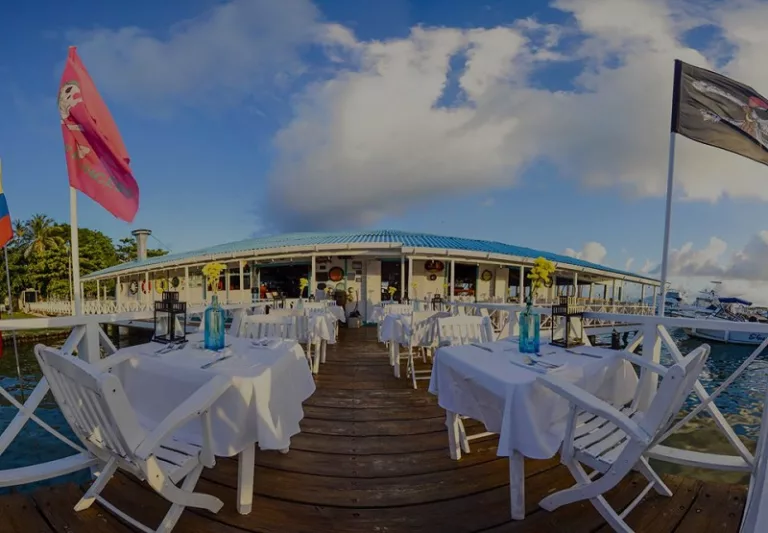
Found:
156,279 -> 168,294
141,280 -> 151,294
171,276 -> 180,288
129,280 -> 139,295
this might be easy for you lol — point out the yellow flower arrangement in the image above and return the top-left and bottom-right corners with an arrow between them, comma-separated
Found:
299,277 -> 309,296
527,257 -> 556,303
202,262 -> 226,293
387,286 -> 397,296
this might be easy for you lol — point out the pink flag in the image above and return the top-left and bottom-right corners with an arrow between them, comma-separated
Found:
58,47 -> 139,222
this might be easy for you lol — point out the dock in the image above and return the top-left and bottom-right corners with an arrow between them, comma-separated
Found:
2,328 -> 747,532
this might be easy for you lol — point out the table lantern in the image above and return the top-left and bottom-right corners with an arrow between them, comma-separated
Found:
152,291 -> 187,345
551,296 -> 585,348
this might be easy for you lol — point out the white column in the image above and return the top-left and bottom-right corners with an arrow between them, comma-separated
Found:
256,266 -> 261,300
652,285 -> 658,310
239,261 -> 245,303
400,256 -> 405,302
407,256 -> 414,302
310,255 -> 316,300
552,275 -> 558,302
225,265 -> 230,304
603,284 -> 608,300
116,276 -> 121,309
475,264 -> 480,303
144,272 -> 149,305
611,279 -> 616,302
96,279 -> 100,303
572,272 -> 578,298
518,265 -> 524,304
184,266 -> 190,303
588,282 -> 593,301
450,259 -> 455,301
640,283 -> 646,304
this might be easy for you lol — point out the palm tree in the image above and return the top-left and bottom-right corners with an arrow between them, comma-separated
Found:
23,214 -> 64,258
12,219 -> 25,241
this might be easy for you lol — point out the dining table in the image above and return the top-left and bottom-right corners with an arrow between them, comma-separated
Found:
428,339 -> 639,520
109,332 -> 316,515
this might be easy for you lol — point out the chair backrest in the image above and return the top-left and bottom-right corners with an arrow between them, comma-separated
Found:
34,345 -> 145,461
406,311 -> 452,348
384,304 -> 412,316
269,308 -> 302,317
641,344 -> 711,441
242,315 -> 296,340
437,316 -> 493,346
302,302 -> 326,311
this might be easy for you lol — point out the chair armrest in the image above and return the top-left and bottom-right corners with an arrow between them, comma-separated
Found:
617,351 -> 668,376
134,375 -> 232,460
96,352 -> 135,372
537,374 -> 651,445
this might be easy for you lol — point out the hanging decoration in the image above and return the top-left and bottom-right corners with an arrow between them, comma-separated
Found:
141,280 -> 151,294
171,276 -> 180,288
424,260 -> 445,273
481,270 -> 493,282
129,280 -> 139,295
328,267 -> 344,282
155,279 -> 168,294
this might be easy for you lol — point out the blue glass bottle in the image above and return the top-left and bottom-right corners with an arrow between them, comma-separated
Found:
518,306 -> 540,354
204,294 -> 226,351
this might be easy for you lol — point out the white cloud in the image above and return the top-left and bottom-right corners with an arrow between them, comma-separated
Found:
563,241 -> 608,265
68,0 -> 768,227
625,257 -> 635,271
68,0 -> 332,108
653,232 -> 768,305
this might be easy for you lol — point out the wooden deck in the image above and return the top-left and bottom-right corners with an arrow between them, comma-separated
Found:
2,328 -> 748,532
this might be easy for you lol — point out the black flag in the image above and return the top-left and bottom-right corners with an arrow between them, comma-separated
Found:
671,59 -> 768,167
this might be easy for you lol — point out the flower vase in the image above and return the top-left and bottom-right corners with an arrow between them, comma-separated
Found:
204,295 -> 226,351
297,297 -> 304,310
518,306 -> 540,354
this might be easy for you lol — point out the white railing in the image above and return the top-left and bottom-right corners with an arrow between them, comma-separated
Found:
454,302 -> 768,532
3,303 -> 765,531
26,296 -> 313,316
0,302 -> 256,490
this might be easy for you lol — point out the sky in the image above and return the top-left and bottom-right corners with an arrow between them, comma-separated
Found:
3,0 -> 768,302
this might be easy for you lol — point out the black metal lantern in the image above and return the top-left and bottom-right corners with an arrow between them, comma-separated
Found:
152,291 -> 187,344
551,296 -> 585,348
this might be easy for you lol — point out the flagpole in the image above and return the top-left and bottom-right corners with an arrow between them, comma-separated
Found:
4,245 -> 23,401
657,131 -> 677,317
69,187 -> 82,315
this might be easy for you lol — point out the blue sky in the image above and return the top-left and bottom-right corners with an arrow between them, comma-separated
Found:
3,0 -> 768,299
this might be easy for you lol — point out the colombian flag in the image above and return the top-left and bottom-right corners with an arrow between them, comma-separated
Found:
0,160 -> 13,248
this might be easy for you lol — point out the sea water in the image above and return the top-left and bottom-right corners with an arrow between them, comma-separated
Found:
0,331 -> 152,494
0,327 -> 764,491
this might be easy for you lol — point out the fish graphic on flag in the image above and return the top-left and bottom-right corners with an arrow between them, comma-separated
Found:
58,47 -> 139,222
0,160 -> 13,248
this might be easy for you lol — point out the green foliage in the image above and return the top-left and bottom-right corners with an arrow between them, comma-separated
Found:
0,215 -> 169,302
115,237 -> 168,263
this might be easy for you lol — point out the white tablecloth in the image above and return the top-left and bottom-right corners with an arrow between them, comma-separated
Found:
112,333 -> 316,456
428,341 -> 638,459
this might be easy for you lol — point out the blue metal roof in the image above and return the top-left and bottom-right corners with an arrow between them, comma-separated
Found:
83,229 -> 658,282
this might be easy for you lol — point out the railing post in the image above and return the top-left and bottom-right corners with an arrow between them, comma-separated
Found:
739,381 -> 768,533
636,320 -> 661,410
78,321 -> 102,364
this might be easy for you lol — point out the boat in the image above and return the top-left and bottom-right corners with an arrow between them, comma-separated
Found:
684,297 -> 768,344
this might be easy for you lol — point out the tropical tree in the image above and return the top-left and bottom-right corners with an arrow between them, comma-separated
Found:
23,214 -> 65,258
115,237 -> 168,263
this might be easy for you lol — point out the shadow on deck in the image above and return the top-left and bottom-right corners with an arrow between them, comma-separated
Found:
2,328 -> 748,532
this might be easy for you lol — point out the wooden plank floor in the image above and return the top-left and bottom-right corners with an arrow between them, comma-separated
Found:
1,328 -> 748,532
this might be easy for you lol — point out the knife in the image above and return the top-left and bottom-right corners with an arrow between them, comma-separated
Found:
201,355 -> 234,369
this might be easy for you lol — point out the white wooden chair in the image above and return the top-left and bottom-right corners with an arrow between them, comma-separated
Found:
436,316 -> 494,347
436,316 -> 496,452
295,314 -> 322,374
536,344 -> 711,532
34,345 -> 231,533
403,311 -> 451,389
241,315 -> 296,340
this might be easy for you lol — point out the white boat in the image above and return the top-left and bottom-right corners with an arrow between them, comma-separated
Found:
684,298 -> 768,345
